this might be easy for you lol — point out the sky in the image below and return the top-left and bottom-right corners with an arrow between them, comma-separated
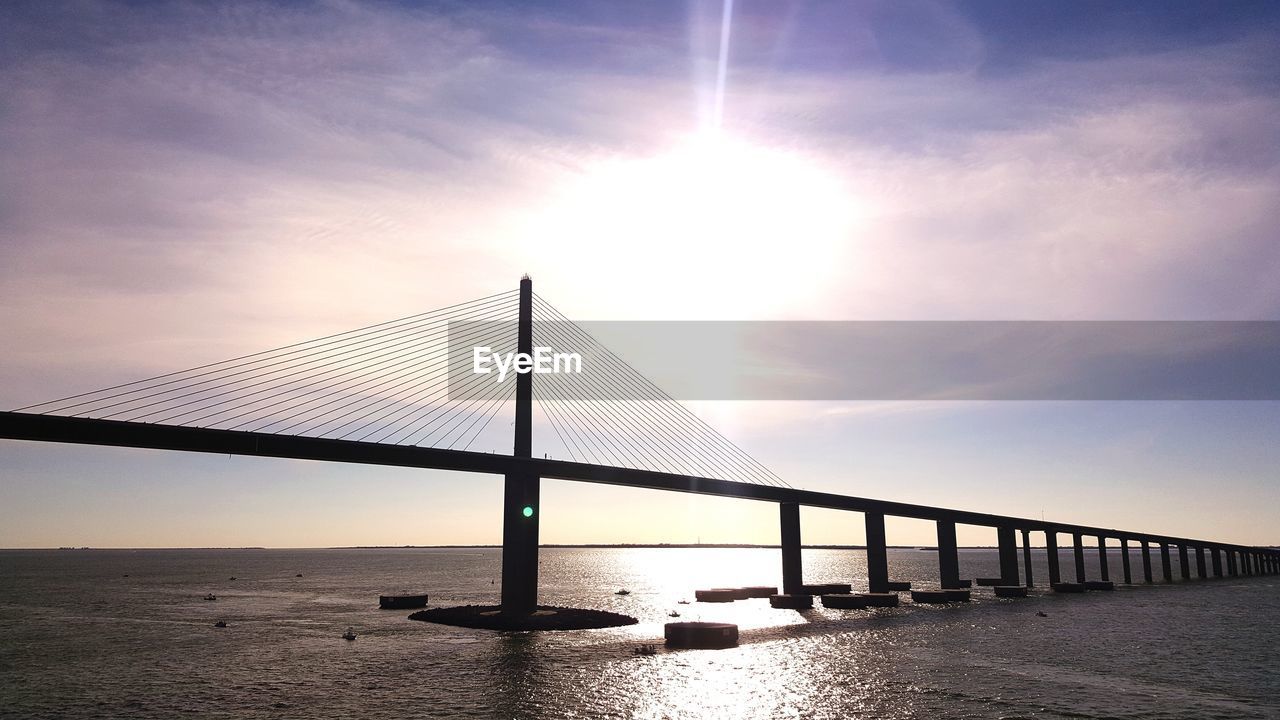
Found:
2,0 -> 1278,548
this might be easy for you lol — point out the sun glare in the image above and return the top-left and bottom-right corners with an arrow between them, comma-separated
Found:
528,134 -> 862,316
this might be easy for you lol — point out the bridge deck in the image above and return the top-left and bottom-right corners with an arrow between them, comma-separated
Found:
0,411 -> 1256,552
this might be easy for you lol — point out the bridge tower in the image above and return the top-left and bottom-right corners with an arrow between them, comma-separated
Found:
500,276 -> 539,614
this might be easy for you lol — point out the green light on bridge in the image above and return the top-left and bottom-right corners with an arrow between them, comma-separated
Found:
522,505 -> 534,518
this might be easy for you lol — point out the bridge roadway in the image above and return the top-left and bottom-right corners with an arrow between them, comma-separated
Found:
2,409 -> 1268,555
6,275 -> 1277,609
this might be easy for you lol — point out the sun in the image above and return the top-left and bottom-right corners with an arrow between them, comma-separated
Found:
524,133 -> 863,317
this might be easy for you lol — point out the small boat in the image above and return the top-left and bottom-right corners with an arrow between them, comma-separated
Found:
213,621 -> 227,628
295,573 -> 303,578
676,600 -> 689,605
204,594 -> 217,601
615,589 -> 631,596
632,644 -> 657,656
668,611 -> 680,618
342,627 -> 357,641
229,577 -> 236,581
1036,611 -> 1049,618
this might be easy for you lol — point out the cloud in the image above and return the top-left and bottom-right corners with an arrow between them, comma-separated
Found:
1,0 -> 1278,412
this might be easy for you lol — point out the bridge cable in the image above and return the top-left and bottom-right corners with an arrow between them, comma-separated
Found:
120,296 -> 516,428
531,295 -> 775,483
532,294 -> 791,489
534,294 -> 790,488
531,309 -> 754,481
16,290 -> 517,415
529,308 -> 705,477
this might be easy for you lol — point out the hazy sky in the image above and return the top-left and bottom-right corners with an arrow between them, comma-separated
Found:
2,0 -> 1278,548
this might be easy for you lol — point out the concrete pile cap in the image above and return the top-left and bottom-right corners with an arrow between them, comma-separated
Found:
741,586 -> 778,598
910,590 -> 966,604
769,594 -> 814,609
664,621 -> 739,649
694,589 -> 738,602
800,583 -> 852,594
855,592 -> 900,607
819,593 -> 868,609
993,585 -> 1028,598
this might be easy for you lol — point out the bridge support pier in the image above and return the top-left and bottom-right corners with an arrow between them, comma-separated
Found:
1227,550 -> 1237,576
865,512 -> 890,594
1211,548 -> 1223,577
1097,536 -> 1110,582
937,520 -> 961,589
1046,532 -> 1061,585
1073,532 -> 1087,583
500,473 -> 540,614
780,502 -> 803,594
1021,528 -> 1034,587
1141,542 -> 1153,583
1195,547 -> 1207,579
1160,543 -> 1173,582
1178,545 -> 1191,580
998,526 -> 1019,585
1120,537 -> 1132,584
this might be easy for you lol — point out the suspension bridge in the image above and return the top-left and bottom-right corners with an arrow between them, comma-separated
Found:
1,277 -> 1275,617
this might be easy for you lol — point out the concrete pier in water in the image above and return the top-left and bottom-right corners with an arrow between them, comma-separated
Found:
1120,537 -> 1133,584
865,512 -> 890,594
779,502 -> 802,594
1073,533 -> 1087,584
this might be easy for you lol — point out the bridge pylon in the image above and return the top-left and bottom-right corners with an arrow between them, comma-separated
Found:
500,276 -> 539,615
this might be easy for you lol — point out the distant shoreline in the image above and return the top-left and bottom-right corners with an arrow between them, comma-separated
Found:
7,543 -> 1041,551
19,543 -> 1276,551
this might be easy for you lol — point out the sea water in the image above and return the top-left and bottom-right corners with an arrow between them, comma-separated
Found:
0,547 -> 1275,719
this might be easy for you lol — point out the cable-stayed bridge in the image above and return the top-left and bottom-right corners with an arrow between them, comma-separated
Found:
1,277 -> 1275,614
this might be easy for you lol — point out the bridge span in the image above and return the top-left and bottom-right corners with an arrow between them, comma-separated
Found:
2,277 -> 1275,613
